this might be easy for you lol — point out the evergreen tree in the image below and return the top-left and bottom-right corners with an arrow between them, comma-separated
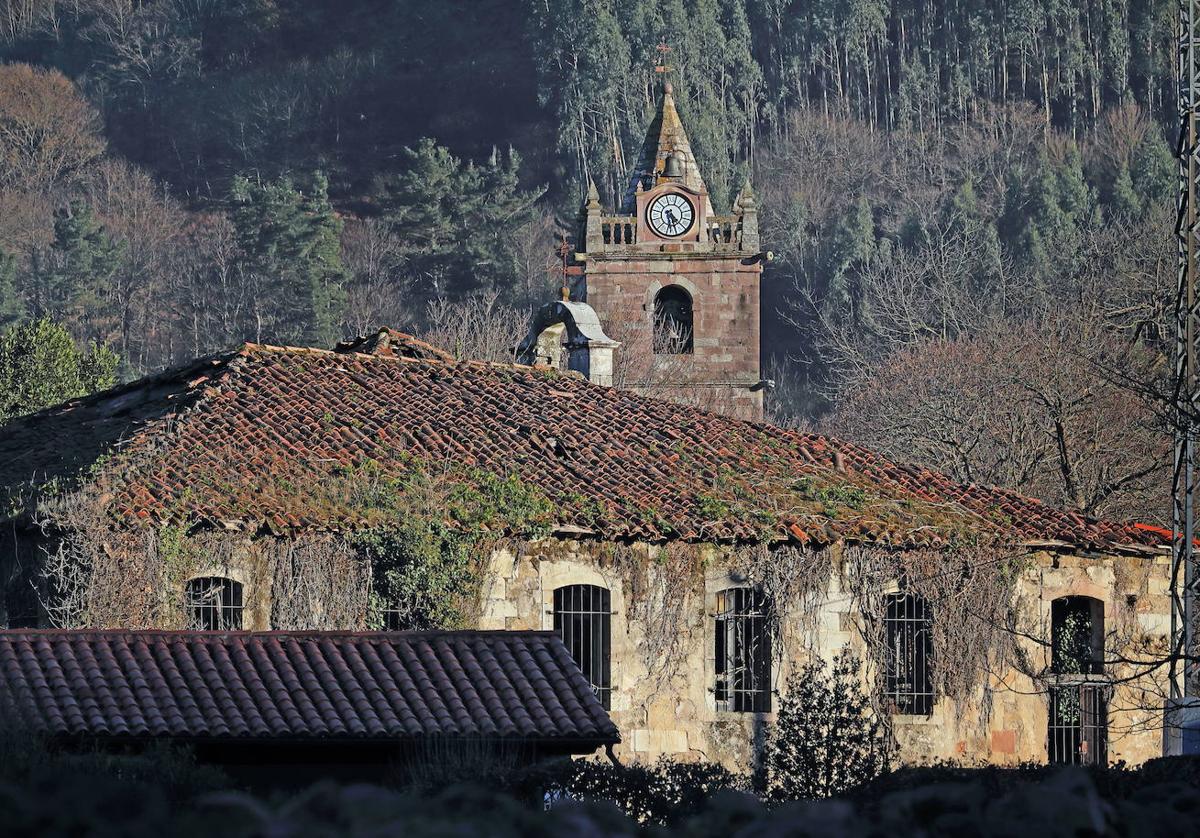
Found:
0,249 -> 21,329
0,318 -> 119,423
380,139 -> 543,302
822,195 -> 875,325
761,648 -> 891,801
1130,133 -> 1175,209
230,172 -> 348,346
1108,165 -> 1141,218
32,201 -> 124,343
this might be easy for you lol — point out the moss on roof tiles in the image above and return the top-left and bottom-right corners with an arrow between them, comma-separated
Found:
0,330 -> 1166,553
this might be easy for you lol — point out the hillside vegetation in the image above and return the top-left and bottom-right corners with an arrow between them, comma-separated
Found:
0,0 -> 1179,520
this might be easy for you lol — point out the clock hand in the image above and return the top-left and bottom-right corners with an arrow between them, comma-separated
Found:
665,209 -> 677,226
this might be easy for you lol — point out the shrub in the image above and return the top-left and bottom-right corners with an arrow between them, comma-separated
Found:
762,647 -> 892,801
559,756 -> 746,825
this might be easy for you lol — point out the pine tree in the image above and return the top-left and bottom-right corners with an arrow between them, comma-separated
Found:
761,648 -> 891,802
381,139 -> 542,302
229,172 -> 347,346
822,195 -> 875,325
1130,132 -> 1174,209
1108,164 -> 1142,218
32,201 -> 124,343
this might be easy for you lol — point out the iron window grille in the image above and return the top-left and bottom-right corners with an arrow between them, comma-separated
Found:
1048,681 -> 1109,766
185,577 -> 244,631
553,584 -> 612,710
883,592 -> 935,715
714,587 -> 772,712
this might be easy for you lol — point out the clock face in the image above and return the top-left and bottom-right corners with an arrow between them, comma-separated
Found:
647,192 -> 695,238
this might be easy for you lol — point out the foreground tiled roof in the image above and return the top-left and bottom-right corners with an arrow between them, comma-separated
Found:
0,630 -> 618,745
0,329 -> 1166,554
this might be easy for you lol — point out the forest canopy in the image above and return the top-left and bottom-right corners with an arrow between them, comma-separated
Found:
0,0 -> 1179,521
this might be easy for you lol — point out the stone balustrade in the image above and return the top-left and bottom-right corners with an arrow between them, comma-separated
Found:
596,213 -> 749,252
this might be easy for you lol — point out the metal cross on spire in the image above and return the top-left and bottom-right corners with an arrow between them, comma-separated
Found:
654,42 -> 672,76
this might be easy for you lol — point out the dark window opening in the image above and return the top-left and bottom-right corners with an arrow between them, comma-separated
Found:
1051,596 -> 1104,676
5,574 -> 39,629
553,584 -> 612,710
653,285 -> 694,354
715,586 -> 771,712
1048,682 -> 1108,765
883,592 -> 934,715
186,577 -> 244,630
1048,596 -> 1107,766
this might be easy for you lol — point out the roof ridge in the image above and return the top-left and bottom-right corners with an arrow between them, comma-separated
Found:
0,628 -> 559,639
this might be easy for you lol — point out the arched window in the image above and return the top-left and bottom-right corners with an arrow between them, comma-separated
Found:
653,285 -> 694,354
883,592 -> 934,715
715,586 -> 771,712
186,577 -> 244,630
1051,596 -> 1104,675
1048,596 -> 1107,766
553,584 -> 611,709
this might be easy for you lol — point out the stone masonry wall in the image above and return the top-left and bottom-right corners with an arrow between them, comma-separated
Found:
581,255 -> 762,421
477,539 -> 1172,770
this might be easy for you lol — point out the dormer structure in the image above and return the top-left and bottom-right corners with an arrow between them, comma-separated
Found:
574,81 -> 765,420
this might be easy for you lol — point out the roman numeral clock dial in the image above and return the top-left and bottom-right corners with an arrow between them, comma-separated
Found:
647,192 -> 695,238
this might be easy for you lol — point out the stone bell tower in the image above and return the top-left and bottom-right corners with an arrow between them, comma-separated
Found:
573,81 -> 766,421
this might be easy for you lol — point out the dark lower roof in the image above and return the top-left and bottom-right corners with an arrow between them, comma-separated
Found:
0,329 -> 1166,554
0,630 -> 618,748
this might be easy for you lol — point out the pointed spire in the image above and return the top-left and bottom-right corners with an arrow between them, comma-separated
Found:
585,177 -> 601,210
621,81 -> 712,215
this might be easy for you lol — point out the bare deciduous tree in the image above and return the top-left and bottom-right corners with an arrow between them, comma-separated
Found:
0,63 -> 105,190
419,290 -> 528,364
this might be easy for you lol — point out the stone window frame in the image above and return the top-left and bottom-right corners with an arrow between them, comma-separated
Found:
184,575 -> 245,631
1045,592 -> 1110,766
705,572 -> 774,715
539,561 -> 626,712
644,277 -> 701,355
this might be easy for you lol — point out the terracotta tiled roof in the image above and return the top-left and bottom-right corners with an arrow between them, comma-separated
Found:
0,330 -> 1165,554
0,629 -> 618,746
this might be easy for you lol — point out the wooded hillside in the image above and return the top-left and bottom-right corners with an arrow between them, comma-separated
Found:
0,0 -> 1178,521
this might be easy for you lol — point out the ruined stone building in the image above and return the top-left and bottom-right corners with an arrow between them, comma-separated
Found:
519,82 -> 767,421
0,328 -> 1174,770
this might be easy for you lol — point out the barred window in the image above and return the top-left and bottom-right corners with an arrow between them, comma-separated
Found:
715,587 -> 771,712
1048,682 -> 1109,765
1048,596 -> 1107,766
883,592 -> 934,715
185,577 -> 243,630
553,584 -> 611,709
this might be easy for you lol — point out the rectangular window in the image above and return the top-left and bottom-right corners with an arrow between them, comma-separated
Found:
185,577 -> 244,630
883,592 -> 934,715
715,587 -> 771,712
553,584 -> 611,710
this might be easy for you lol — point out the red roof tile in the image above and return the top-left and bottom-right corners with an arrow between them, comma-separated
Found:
0,630 -> 618,745
0,330 -> 1165,554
